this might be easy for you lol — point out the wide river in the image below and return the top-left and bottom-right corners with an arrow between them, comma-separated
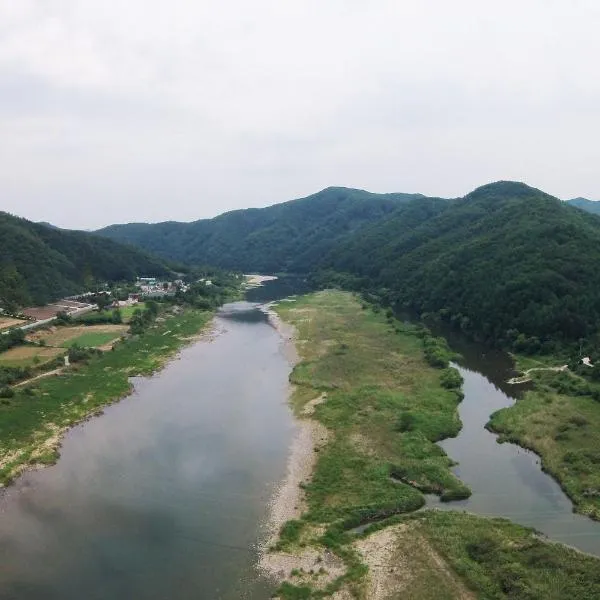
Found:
0,302 -> 294,599
2,280 -> 600,599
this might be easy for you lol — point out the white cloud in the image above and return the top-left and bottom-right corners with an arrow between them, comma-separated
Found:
0,0 -> 599,227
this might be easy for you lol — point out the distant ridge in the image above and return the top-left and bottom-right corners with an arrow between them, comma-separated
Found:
97,187 -> 427,272
567,197 -> 600,216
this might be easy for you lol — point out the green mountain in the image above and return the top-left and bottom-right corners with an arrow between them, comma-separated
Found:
0,212 -> 172,308
567,197 -> 600,216
97,187 -> 425,272
321,181 -> 600,350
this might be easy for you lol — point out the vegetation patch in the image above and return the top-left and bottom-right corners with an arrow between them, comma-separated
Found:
270,290 -> 600,598
271,290 -> 469,597
28,324 -> 127,348
417,511 -> 600,600
60,331 -> 123,349
0,346 -> 64,368
488,364 -> 600,520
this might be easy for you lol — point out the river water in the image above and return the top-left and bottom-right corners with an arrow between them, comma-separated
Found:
426,330 -> 600,556
0,302 -> 294,600
2,280 -> 600,599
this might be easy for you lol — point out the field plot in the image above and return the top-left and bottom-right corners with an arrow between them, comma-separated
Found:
0,346 -> 64,367
0,317 -> 26,331
62,331 -> 123,348
28,325 -> 128,349
119,303 -> 147,321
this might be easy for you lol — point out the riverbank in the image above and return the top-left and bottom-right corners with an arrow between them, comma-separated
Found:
262,290 -> 600,599
489,355 -> 600,521
0,307 -> 216,486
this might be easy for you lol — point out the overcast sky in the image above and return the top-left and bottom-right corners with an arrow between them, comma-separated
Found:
1,1 -> 598,229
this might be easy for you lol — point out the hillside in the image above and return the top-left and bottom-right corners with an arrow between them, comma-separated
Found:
567,197 -> 600,216
321,182 -> 600,351
97,187 -> 425,272
0,212 -> 172,308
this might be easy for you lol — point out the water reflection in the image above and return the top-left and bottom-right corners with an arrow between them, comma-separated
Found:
0,302 -> 294,599
430,356 -> 600,556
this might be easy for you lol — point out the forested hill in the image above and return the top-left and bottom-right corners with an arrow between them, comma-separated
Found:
0,212 -> 172,308
320,181 -> 600,351
567,197 -> 600,216
97,187 -> 425,272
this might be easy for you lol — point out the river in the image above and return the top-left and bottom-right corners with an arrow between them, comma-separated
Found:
426,329 -> 600,556
2,280 -> 600,599
0,301 -> 294,599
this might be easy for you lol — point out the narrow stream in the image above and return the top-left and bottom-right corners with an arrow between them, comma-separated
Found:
426,340 -> 600,556
0,302 -> 294,600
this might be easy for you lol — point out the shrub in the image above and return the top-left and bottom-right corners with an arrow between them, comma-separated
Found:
440,367 -> 463,390
394,412 -> 416,432
0,386 -> 15,398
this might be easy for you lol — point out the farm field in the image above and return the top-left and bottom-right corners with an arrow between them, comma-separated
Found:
62,331 -> 124,348
0,346 -> 64,367
0,317 -> 27,332
27,325 -> 128,349
119,303 -> 146,321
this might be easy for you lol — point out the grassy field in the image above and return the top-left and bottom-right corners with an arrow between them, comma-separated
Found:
60,331 -> 123,348
489,363 -> 600,520
271,290 -> 600,599
28,324 -> 128,348
0,308 -> 213,486
278,291 -> 468,522
0,346 -> 64,367
119,303 -> 146,321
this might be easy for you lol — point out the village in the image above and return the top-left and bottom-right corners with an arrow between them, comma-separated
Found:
0,276 -> 190,333
0,276 -> 192,390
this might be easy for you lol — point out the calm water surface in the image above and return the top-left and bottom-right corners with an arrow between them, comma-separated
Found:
0,302 -> 294,600
427,329 -> 600,556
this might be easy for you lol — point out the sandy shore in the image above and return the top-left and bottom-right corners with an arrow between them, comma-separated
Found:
244,274 -> 278,288
258,305 -> 335,589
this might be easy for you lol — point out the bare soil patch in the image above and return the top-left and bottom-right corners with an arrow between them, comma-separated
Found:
0,317 -> 26,331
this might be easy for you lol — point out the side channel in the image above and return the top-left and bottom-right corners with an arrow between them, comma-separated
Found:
428,357 -> 600,556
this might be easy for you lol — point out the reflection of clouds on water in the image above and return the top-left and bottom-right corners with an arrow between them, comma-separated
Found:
434,361 -> 600,556
0,302 -> 294,599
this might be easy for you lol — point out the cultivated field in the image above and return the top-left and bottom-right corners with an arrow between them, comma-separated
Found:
27,325 -> 128,349
119,303 -> 146,321
0,346 -> 64,367
0,317 -> 26,331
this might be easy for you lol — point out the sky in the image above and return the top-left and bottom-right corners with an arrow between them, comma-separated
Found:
1,0 -> 599,229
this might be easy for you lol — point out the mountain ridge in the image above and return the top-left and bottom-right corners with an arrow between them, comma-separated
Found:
0,211 -> 172,309
97,187 -> 426,271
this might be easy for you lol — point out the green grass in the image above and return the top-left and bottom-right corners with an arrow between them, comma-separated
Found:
277,291 -> 468,524
272,291 -> 600,599
61,332 -> 122,348
273,291 -> 470,597
418,511 -> 600,599
0,308 -> 213,486
0,346 -> 64,368
489,375 -> 600,520
119,303 -> 146,321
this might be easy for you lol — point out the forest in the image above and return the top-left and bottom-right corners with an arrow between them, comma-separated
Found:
98,181 -> 600,354
7,181 -> 600,354
318,182 -> 600,353
97,187 -> 424,271
0,212 -> 172,308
